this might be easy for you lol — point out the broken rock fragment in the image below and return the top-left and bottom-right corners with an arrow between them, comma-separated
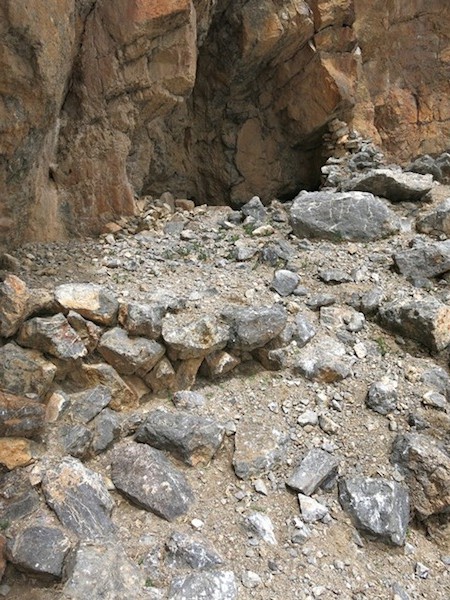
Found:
224,305 -> 287,351
55,283 -> 119,326
0,274 -> 30,338
0,342 -> 57,399
0,390 -> 45,438
166,531 -> 223,570
17,314 -> 87,360
287,449 -> 339,495
98,327 -> 165,376
342,168 -> 433,202
168,570 -> 237,600
118,301 -> 166,339
162,314 -> 229,360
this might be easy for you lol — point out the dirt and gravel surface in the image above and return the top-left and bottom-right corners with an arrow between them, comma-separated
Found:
2,188 -> 450,600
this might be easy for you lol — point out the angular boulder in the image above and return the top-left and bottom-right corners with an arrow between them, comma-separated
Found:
17,314 -> 87,360
342,168 -> 433,202
0,390 -> 45,438
287,449 -> 339,496
0,274 -> 30,338
289,191 -> 400,242
98,327 -> 165,376
416,198 -> 450,236
70,362 -> 138,410
118,301 -> 166,339
0,342 -> 57,399
224,305 -> 287,352
55,283 -> 119,326
166,531 -> 223,570
162,314 -> 230,360
393,240 -> 450,283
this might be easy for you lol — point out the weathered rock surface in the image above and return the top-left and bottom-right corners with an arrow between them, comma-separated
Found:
298,494 -> 329,523
393,240 -> 450,283
63,540 -> 143,599
0,275 -> 30,338
67,386 -> 112,424
42,457 -> 115,539
0,390 -> 45,438
111,442 -> 194,522
339,477 -> 410,546
136,409 -> 224,467
224,305 -> 287,352
98,327 -> 165,376
378,296 -> 450,352
287,449 -> 339,496
293,336 -> 352,383
168,570 -> 237,600
0,343 -> 57,400
17,314 -> 87,360
162,315 -> 229,360
391,433 -> 450,519
342,169 -> 433,202
290,191 -> 400,242
271,270 -> 300,297
0,470 -> 40,524
0,437 -> 38,470
55,284 -> 119,326
244,512 -> 277,546
118,301 -> 166,339
366,380 -> 398,415
417,199 -> 450,237
166,531 -> 223,570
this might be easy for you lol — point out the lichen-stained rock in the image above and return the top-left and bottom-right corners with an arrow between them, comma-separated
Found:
168,570 -> 238,600
0,438 -> 38,470
98,327 -> 165,376
7,522 -> 71,579
55,284 -> 119,326
110,442 -> 194,522
118,301 -> 167,339
393,240 -> 450,283
391,433 -> 450,519
17,314 -> 87,360
342,168 -> 433,202
378,296 -> 450,352
233,418 -> 288,480
62,540 -> 143,599
69,363 -> 138,411
0,390 -> 45,438
136,408 -> 225,467
289,191 -> 401,242
0,274 -> 30,338
42,457 -> 115,539
223,305 -> 287,352
162,314 -> 230,360
338,477 -> 410,546
0,342 -> 57,399
416,199 -> 450,237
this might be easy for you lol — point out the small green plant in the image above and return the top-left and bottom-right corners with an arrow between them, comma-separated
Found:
243,223 -> 254,235
145,578 -> 154,588
0,520 -> 10,531
375,336 -> 389,356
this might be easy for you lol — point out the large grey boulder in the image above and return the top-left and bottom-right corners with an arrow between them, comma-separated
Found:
162,315 -> 230,360
17,314 -> 87,360
393,240 -> 450,283
136,409 -> 225,467
287,449 -> 339,495
168,570 -> 237,600
42,457 -> 115,539
55,283 -> 119,326
98,327 -> 165,376
118,301 -> 167,339
338,477 -> 410,546
391,433 -> 450,519
111,442 -> 194,521
342,168 -> 433,202
224,305 -> 287,351
378,296 -> 450,351
289,191 -> 400,242
0,342 -> 57,399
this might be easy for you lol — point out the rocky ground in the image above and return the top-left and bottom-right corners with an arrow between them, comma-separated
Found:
0,146 -> 450,599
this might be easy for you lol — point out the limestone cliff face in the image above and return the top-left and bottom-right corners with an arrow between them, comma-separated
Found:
1,0 -> 449,250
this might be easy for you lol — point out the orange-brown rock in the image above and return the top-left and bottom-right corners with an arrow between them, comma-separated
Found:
0,438 -> 36,470
0,390 -> 45,438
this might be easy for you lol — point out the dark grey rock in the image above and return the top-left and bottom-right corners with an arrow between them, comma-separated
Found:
409,154 -> 442,181
55,283 -> 119,326
391,433 -> 450,518
233,418 -> 288,479
290,191 -> 400,242
7,523 -> 70,579
436,152 -> 450,183
342,168 -> 433,202
172,390 -> 206,410
271,270 -> 300,296
166,531 -> 223,570
162,315 -> 229,360
17,314 -> 87,360
305,294 -> 336,311
111,442 -> 194,521
63,540 -> 143,599
67,385 -> 112,424
378,296 -> 450,351
42,457 -> 115,539
348,287 -> 384,316
393,240 -> 450,282
59,424 -> 93,458
136,409 -> 224,467
223,305 -> 287,351
338,477 -> 410,546
241,196 -> 267,223
366,380 -> 398,415
417,199 -> 450,236
168,570 -> 237,600
318,269 -> 352,284
118,301 -> 166,339
422,366 -> 450,399
0,342 -> 57,399
98,327 -> 165,376
287,449 -> 339,495
0,470 -> 40,524
91,408 -> 121,454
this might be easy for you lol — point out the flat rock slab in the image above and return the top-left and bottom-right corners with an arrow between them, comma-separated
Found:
55,283 -> 119,326
111,442 -> 194,521
7,523 -> 71,579
338,477 -> 410,546
391,433 -> 450,519
287,449 -> 339,495
342,168 -> 433,202
162,314 -> 230,360
42,457 -> 115,539
166,531 -> 223,570
67,386 -> 112,424
0,390 -> 45,438
233,418 -> 287,479
118,301 -> 166,338
379,296 -> 450,351
98,327 -> 165,376
168,570 -> 238,600
17,314 -> 87,360
0,342 -> 57,399
136,408 -> 225,466
0,274 -> 30,338
289,191 -> 400,242
63,540 -> 143,599
224,305 -> 287,351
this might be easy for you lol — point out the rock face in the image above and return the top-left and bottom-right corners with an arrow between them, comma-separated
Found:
2,1 -> 449,251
